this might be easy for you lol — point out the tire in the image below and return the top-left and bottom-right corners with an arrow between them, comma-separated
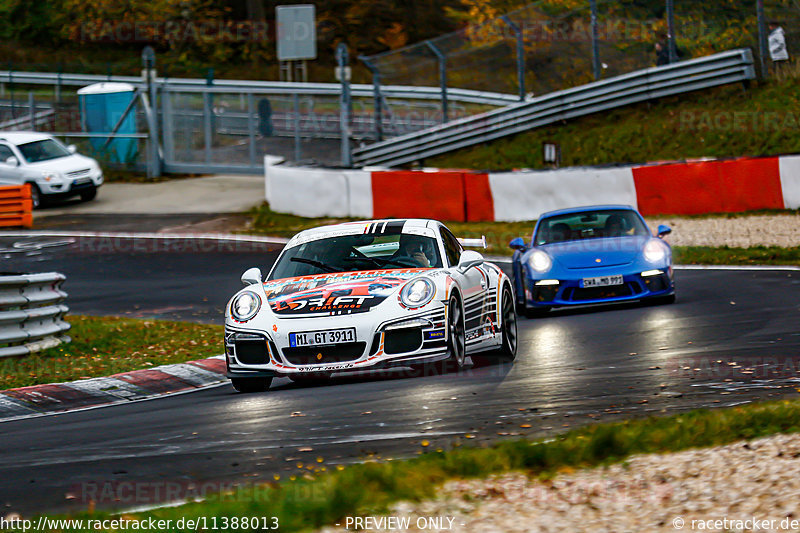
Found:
435,295 -> 466,374
27,183 -> 42,209
496,285 -> 518,360
230,377 -> 272,393
80,187 -> 97,202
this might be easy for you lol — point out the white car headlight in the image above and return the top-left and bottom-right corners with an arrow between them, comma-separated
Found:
528,250 -> 553,273
400,277 -> 435,308
231,291 -> 261,321
644,239 -> 667,263
41,171 -> 62,183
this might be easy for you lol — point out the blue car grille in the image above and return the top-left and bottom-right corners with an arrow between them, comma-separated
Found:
565,282 -> 642,302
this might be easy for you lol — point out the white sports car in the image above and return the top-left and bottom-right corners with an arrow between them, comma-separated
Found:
224,219 -> 518,392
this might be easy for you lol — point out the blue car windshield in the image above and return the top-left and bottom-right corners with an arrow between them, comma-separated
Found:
269,233 -> 443,280
534,209 -> 649,245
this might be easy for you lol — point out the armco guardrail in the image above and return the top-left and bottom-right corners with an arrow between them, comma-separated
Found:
352,49 -> 757,167
0,185 -> 33,229
0,71 -> 518,107
0,272 -> 70,358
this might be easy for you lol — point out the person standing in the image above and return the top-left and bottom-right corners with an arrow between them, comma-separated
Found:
768,21 -> 790,75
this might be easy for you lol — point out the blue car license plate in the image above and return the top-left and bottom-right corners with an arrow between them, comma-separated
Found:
582,275 -> 623,288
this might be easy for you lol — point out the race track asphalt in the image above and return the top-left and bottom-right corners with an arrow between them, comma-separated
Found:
1,235 -> 799,516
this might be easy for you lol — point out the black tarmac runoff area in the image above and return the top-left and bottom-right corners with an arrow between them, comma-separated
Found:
1,234 -> 799,516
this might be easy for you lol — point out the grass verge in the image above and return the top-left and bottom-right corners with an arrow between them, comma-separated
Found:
0,315 -> 223,390
247,204 -> 799,264
40,398 -> 800,532
674,245 -> 800,266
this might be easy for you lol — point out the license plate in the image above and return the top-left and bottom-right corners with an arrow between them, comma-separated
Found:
290,328 -> 356,347
73,178 -> 92,186
582,275 -> 624,288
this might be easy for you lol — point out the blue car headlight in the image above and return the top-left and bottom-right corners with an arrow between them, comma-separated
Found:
400,277 -> 435,307
231,291 -> 261,321
527,250 -> 553,273
644,239 -> 667,263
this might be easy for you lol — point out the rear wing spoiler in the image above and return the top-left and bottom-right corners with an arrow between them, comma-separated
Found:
457,235 -> 487,249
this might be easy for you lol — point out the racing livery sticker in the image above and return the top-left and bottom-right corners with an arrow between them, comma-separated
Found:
264,269 -> 428,315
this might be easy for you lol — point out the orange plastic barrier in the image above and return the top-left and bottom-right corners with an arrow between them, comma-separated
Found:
632,157 -> 784,215
463,173 -> 495,222
0,184 -> 33,228
370,171 -> 493,222
372,171 -> 467,221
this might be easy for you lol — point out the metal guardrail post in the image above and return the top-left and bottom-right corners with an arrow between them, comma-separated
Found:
501,16 -> 527,101
28,92 -> 35,130
666,0 -> 678,64
142,47 -> 162,177
590,0 -> 601,80
161,88 -> 175,165
337,43 -> 353,167
359,56 -> 384,141
757,0 -> 768,77
247,93 -> 257,167
293,93 -> 301,162
425,41 -> 449,123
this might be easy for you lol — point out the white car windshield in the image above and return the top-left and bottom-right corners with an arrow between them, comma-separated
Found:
534,209 -> 650,245
17,139 -> 71,163
269,233 -> 443,280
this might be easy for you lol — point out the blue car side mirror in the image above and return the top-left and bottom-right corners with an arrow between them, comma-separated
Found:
657,224 -> 672,238
509,237 -> 527,251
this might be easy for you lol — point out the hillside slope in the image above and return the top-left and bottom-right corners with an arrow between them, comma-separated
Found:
429,75 -> 800,170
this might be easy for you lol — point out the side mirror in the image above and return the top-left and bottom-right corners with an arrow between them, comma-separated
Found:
509,237 -> 527,251
657,224 -> 672,238
67,145 -> 77,154
4,156 -> 19,167
458,250 -> 484,272
241,267 -> 263,286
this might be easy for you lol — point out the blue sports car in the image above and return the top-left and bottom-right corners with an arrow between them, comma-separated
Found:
509,205 -> 675,317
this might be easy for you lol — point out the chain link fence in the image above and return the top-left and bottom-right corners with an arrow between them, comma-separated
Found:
361,0 -> 796,98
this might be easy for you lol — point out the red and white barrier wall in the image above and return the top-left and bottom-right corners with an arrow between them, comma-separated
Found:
265,155 -> 800,222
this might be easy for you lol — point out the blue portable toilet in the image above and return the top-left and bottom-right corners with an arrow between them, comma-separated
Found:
77,82 -> 138,164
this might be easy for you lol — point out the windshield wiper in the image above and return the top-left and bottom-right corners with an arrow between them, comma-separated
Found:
289,257 -> 343,273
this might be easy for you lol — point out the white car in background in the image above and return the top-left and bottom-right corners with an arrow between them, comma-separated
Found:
0,132 -> 103,208
224,219 -> 518,392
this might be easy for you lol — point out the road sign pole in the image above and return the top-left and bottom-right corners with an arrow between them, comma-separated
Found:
337,43 -> 352,167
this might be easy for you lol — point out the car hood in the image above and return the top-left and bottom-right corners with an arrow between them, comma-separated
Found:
25,154 -> 97,174
262,269 -> 430,315
540,236 -> 649,269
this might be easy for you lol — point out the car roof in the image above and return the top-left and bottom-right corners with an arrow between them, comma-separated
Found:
294,219 -> 437,238
0,131 -> 55,145
539,204 -> 636,219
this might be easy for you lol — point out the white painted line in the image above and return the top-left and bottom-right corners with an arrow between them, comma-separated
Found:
0,231 -> 289,245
